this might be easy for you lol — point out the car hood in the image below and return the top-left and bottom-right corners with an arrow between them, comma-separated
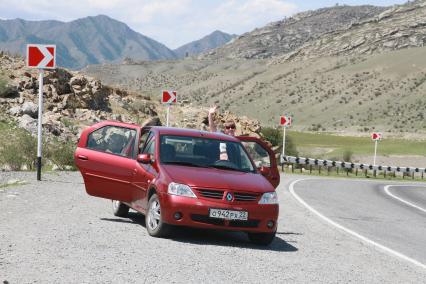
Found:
161,165 -> 273,193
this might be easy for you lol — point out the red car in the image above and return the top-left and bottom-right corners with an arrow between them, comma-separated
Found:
75,121 -> 280,245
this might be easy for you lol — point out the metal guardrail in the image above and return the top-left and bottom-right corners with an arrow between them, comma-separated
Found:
282,156 -> 425,179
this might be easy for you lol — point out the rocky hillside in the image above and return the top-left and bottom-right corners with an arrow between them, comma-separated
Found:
174,30 -> 236,58
0,52 -> 264,145
84,44 -> 426,137
278,0 -> 426,62
0,15 -> 176,69
202,5 -> 386,59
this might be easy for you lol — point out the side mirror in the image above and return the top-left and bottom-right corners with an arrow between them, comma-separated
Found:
259,166 -> 270,176
137,154 -> 152,164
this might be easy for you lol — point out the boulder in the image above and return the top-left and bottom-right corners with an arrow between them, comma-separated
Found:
21,101 -> 38,118
8,106 -> 22,116
18,114 -> 37,135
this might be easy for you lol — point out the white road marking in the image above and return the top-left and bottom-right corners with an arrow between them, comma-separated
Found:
384,185 -> 426,213
289,179 -> 426,270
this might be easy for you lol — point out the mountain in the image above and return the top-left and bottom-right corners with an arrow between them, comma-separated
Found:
174,30 -> 236,58
0,15 -> 176,69
277,0 -> 426,62
202,5 -> 387,59
83,1 -> 426,137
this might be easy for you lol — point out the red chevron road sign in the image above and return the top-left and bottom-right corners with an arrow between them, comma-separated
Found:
280,116 -> 292,127
162,90 -> 177,104
371,132 -> 382,141
27,44 -> 56,69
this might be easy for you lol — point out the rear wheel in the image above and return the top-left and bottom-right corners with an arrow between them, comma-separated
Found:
112,200 -> 129,217
247,231 -> 276,246
146,194 -> 171,237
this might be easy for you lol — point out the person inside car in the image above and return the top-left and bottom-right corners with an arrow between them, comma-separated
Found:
208,105 -> 236,137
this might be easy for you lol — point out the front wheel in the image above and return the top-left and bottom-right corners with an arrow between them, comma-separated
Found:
112,200 -> 129,217
247,231 -> 276,246
146,194 -> 171,238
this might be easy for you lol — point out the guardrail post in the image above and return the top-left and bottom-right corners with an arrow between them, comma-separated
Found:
384,170 -> 387,179
422,172 -> 424,180
319,166 -> 322,175
327,166 -> 330,175
346,169 -> 349,176
364,169 -> 367,177
292,164 -> 294,173
309,165 -> 312,174
373,170 -> 376,178
337,167 -> 339,175
355,168 -> 358,176
412,172 -> 414,180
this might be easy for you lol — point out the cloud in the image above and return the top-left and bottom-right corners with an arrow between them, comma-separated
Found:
0,0 -> 296,48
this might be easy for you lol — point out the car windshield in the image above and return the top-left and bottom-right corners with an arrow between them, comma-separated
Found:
159,135 -> 255,173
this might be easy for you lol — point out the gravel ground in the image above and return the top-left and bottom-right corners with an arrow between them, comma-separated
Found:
1,172 -> 425,283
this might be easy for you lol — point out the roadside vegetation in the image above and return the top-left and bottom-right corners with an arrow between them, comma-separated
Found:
288,131 -> 426,159
0,119 -> 76,171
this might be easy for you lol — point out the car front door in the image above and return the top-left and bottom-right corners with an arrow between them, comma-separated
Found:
238,136 -> 280,188
75,123 -> 139,202
131,130 -> 158,212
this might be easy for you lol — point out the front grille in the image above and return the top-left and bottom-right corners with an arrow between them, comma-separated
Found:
234,192 -> 259,202
191,214 -> 225,226
197,189 -> 224,199
190,214 -> 259,228
229,219 -> 260,228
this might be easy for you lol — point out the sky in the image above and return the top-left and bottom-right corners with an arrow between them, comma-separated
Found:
0,0 -> 408,49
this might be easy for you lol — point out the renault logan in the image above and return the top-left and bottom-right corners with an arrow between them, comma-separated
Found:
75,121 -> 280,245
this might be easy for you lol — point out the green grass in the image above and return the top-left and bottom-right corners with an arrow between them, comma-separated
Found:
288,131 -> 426,158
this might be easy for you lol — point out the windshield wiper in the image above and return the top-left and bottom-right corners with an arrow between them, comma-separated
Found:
208,164 -> 245,172
162,161 -> 208,168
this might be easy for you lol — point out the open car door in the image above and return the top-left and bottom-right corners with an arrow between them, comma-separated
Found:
75,121 -> 140,202
237,136 -> 280,188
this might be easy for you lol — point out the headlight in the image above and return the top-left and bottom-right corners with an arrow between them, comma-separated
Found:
258,192 -> 278,204
168,182 -> 197,198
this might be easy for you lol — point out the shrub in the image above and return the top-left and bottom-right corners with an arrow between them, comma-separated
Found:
0,129 -> 38,170
342,149 -> 353,162
47,141 -> 76,170
261,127 -> 298,156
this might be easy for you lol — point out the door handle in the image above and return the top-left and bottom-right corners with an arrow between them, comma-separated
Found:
78,155 -> 88,161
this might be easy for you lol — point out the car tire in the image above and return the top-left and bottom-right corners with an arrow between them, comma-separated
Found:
112,200 -> 129,217
146,194 -> 170,238
247,231 -> 276,246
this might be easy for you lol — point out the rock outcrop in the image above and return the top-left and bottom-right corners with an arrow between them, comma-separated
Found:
0,53 -> 264,142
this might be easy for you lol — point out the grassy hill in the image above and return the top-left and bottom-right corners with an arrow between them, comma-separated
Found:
84,45 -> 426,137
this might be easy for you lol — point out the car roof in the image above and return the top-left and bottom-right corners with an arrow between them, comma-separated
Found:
150,126 -> 240,142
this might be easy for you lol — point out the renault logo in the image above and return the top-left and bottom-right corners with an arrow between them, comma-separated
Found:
226,192 -> 233,202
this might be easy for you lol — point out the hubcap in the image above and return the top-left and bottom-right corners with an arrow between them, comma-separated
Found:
147,199 -> 161,230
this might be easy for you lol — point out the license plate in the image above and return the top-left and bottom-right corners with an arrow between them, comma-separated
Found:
209,208 -> 248,220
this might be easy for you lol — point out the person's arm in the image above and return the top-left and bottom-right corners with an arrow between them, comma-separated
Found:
208,106 -> 219,132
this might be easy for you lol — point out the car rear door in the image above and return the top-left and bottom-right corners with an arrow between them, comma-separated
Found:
237,136 -> 280,188
75,123 -> 139,202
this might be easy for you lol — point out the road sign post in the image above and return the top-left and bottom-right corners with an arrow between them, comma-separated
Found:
280,116 -> 292,164
27,44 -> 56,181
371,132 -> 382,166
162,90 -> 177,126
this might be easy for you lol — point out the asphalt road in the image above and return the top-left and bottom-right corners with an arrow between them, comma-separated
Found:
1,172 -> 425,283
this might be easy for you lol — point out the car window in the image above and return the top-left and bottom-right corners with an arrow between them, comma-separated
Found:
142,138 -> 155,155
241,141 -> 271,168
86,125 -> 137,158
140,131 -> 154,153
160,135 -> 255,172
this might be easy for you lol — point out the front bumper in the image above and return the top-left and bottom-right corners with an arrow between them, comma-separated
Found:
159,192 -> 279,233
